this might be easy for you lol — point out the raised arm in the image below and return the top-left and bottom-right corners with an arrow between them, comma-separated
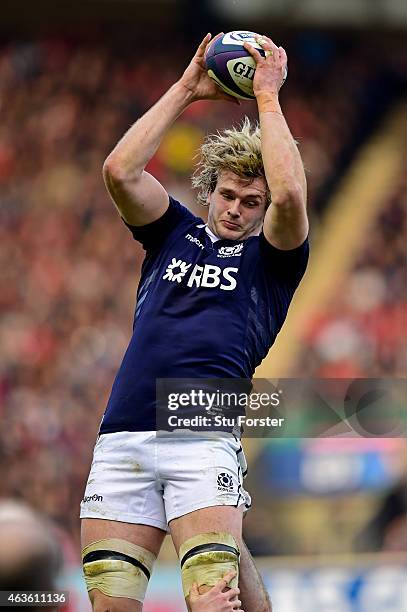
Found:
103,33 -> 237,226
244,37 -> 309,250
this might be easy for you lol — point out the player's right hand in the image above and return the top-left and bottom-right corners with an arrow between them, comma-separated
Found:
178,33 -> 240,105
189,570 -> 244,611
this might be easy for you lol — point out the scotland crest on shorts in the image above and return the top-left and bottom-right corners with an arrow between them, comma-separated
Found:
217,472 -> 234,492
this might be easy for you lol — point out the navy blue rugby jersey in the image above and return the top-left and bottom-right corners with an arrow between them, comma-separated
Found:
100,196 -> 309,433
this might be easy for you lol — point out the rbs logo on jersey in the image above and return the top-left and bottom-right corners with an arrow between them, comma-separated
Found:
163,258 -> 238,291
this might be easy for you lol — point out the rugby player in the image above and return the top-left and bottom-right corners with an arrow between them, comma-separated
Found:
81,33 -> 309,611
0,501 -> 62,611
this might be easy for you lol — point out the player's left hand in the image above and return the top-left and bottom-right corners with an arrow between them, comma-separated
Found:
243,35 -> 287,96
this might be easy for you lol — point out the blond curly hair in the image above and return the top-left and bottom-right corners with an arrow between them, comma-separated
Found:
192,117 -> 270,207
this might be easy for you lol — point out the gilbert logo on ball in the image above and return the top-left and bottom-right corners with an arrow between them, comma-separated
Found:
205,30 -> 287,100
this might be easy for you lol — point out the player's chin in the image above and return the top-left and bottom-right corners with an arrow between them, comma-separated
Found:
218,221 -> 244,240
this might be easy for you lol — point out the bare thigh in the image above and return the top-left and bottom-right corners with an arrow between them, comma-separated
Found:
170,506 -> 244,553
81,518 -> 166,612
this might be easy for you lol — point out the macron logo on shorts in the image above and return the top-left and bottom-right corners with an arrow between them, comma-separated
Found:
163,258 -> 238,291
82,493 -> 103,503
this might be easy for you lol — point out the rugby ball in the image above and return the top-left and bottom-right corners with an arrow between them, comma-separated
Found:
205,30 -> 286,101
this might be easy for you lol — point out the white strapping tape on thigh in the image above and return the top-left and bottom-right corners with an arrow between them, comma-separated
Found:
82,538 -> 156,603
179,532 -> 240,598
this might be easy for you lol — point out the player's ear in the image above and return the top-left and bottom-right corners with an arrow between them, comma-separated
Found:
206,192 -> 211,206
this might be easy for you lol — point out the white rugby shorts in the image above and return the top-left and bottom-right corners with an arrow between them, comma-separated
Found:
80,431 -> 251,531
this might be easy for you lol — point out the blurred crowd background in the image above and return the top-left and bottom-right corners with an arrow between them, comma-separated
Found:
0,0 -> 406,609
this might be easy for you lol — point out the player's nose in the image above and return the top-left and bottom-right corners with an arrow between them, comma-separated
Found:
228,199 -> 241,217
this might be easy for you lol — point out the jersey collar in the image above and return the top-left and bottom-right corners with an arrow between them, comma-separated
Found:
204,225 -> 219,243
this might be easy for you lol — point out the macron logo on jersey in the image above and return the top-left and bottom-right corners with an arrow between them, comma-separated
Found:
185,233 -> 205,250
163,258 -> 238,291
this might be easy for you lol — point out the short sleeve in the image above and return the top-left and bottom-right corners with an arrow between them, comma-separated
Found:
259,233 -> 309,288
122,196 -> 197,252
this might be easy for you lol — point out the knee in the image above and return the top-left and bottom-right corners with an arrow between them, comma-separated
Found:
90,589 -> 140,612
89,589 -> 117,612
